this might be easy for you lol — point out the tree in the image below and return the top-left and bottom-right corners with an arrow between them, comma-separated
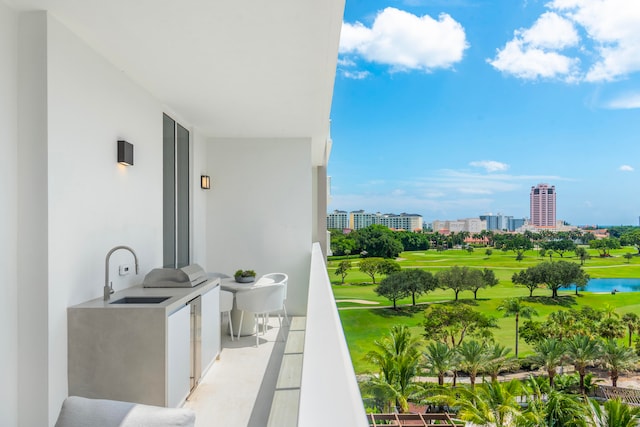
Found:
511,268 -> 543,297
401,269 -> 436,306
565,335 -> 602,394
334,260 -> 351,284
542,389 -> 589,427
599,339 -> 639,387
378,259 -> 401,275
363,325 -> 422,413
435,265 -> 477,301
498,298 -> 538,358
540,260 -> 589,298
457,340 -> 488,389
624,252 -> 634,263
355,224 -> 404,258
359,258 -> 384,284
529,338 -> 565,388
575,246 -> 590,265
485,248 -> 493,257
423,303 -> 496,348
423,341 -> 458,386
589,237 -> 621,257
622,312 -> 640,347
588,397 -> 640,427
483,343 -> 515,382
598,317 -> 626,340
543,239 -> 576,258
329,229 -> 356,256
375,273 -> 410,310
468,268 -> 499,300
620,228 -> 640,254
453,379 -> 524,427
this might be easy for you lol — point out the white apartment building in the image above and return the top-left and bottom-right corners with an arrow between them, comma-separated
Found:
346,210 -> 423,231
0,1 -> 366,426
327,210 -> 349,229
432,218 -> 487,233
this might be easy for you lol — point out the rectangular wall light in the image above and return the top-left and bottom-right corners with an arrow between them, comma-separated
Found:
117,140 -> 134,166
201,175 -> 210,190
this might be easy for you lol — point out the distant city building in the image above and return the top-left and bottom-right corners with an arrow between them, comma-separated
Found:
530,183 -> 556,227
327,210 -> 348,230
328,210 -> 423,231
432,218 -> 486,233
480,213 -> 514,231
508,217 -> 525,231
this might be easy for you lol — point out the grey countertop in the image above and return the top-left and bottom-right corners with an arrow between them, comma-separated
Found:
68,277 -> 221,315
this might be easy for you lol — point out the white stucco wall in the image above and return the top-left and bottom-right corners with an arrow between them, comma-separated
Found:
15,12 -> 171,426
46,14 -> 165,424
206,138 -> 312,315
0,3 -> 19,426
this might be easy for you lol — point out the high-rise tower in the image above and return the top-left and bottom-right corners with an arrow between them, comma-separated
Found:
530,183 -> 556,227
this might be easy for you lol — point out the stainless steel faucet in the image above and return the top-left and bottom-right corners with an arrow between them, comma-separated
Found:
104,245 -> 140,300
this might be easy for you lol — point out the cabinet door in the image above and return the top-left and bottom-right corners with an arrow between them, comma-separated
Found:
167,304 -> 190,407
201,286 -> 220,374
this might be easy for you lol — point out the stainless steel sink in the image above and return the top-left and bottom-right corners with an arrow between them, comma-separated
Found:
109,296 -> 171,304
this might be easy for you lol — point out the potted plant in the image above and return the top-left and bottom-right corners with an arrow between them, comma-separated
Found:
234,269 -> 256,283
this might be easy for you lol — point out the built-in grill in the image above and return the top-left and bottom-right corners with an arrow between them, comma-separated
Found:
142,264 -> 209,288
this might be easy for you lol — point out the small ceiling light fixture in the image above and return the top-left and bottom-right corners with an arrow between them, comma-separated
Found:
117,140 -> 134,166
201,175 -> 211,190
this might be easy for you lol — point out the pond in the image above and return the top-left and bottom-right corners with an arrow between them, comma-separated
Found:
581,278 -> 640,293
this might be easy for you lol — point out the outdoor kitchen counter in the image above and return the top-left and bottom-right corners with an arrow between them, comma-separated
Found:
67,278 -> 221,408
68,277 -> 220,314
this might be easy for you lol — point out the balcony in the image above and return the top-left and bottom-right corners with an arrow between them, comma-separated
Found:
184,243 -> 368,426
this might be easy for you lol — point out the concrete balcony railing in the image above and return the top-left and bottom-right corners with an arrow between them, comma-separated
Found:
297,243 -> 368,426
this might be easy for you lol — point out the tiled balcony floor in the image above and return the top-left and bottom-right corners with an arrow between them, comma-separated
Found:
184,316 -> 302,427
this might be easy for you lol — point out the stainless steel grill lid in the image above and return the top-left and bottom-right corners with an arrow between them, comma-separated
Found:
142,264 -> 208,288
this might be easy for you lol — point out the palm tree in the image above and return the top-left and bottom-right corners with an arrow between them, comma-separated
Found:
529,337 -> 566,388
483,342 -> 515,382
498,298 -> 538,358
453,379 -> 524,427
363,324 -> 422,412
600,339 -> 639,387
588,397 -> 640,427
423,341 -> 458,386
622,312 -> 640,347
457,339 -> 488,389
543,389 -> 589,427
565,334 -> 602,394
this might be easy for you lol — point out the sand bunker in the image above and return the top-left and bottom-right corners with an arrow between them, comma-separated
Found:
336,299 -> 380,305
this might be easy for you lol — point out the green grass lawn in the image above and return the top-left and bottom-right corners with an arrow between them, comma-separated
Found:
330,247 -> 640,373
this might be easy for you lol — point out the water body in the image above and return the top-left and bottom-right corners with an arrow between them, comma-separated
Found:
582,278 -> 640,293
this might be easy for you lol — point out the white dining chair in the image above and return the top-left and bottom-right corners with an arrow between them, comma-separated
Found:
235,283 -> 285,346
260,273 -> 289,324
219,290 -> 234,341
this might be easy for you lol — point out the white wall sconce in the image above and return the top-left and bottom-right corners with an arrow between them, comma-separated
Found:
200,175 -> 211,190
117,140 -> 134,166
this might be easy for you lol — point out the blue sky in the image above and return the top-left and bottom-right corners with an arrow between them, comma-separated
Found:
328,0 -> 640,226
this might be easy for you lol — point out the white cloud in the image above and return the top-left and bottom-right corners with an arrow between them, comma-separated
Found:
619,165 -> 634,171
469,160 -> 510,173
339,7 -> 469,72
520,12 -> 579,49
491,0 -> 640,82
341,70 -> 371,80
605,92 -> 640,109
488,12 -> 581,81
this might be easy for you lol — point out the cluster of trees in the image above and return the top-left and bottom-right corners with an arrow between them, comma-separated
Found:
521,308 -> 640,353
362,321 -> 640,425
511,260 -> 589,298
330,224 -> 640,261
371,266 -> 499,308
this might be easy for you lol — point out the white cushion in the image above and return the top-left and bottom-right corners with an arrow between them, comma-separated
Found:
55,396 -> 196,427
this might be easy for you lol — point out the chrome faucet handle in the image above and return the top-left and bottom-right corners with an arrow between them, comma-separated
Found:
109,282 -> 114,294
